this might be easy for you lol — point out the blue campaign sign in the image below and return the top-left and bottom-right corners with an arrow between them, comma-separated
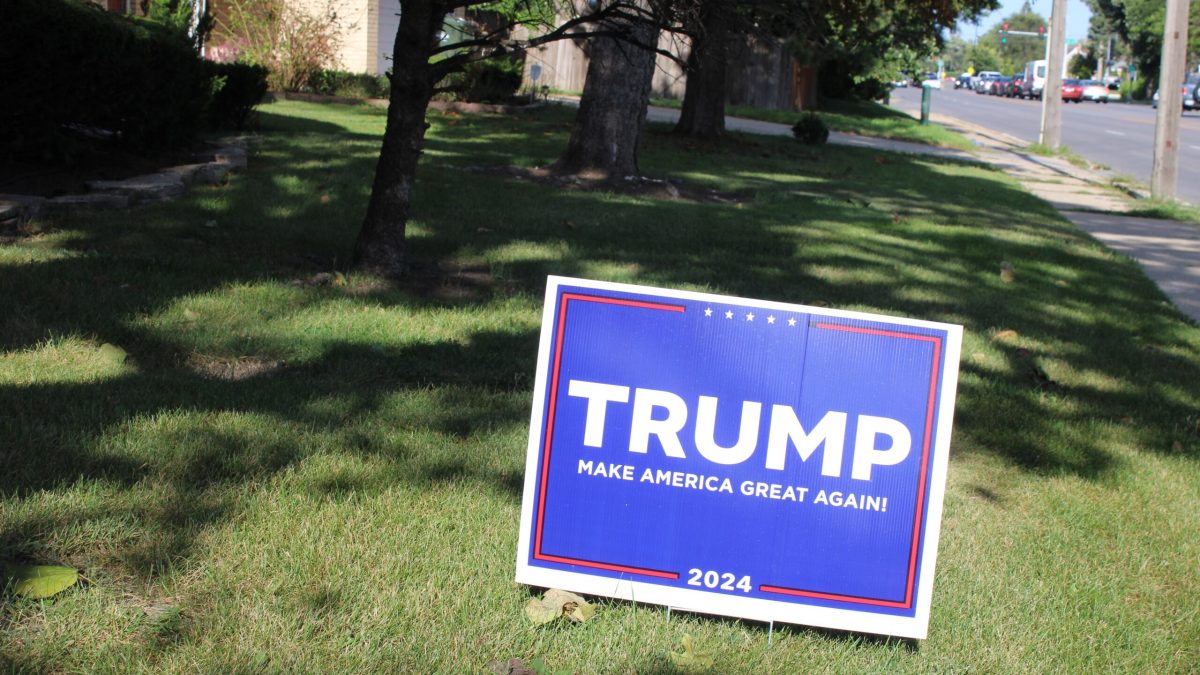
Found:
515,277 -> 963,639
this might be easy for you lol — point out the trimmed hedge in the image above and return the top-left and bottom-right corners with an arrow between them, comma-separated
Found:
0,0 -> 265,161
307,70 -> 391,99
207,62 -> 269,130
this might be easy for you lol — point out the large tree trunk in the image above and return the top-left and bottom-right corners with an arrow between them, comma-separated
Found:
673,0 -> 729,138
352,0 -> 445,279
552,16 -> 658,179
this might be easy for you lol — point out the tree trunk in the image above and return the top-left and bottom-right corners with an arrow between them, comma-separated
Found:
352,0 -> 444,279
552,16 -> 658,179
673,0 -> 728,138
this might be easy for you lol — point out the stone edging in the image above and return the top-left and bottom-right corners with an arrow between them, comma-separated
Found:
0,135 -> 260,224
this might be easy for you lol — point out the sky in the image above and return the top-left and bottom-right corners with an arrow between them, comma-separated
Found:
958,0 -> 1094,42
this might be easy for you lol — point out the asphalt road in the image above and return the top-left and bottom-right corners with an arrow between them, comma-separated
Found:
889,85 -> 1200,205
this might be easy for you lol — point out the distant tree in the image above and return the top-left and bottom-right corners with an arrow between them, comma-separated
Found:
670,0 -> 996,138
966,42 -> 1003,72
1068,50 -> 1098,79
978,7 -> 1048,74
799,0 -> 998,99
942,35 -> 972,74
1084,0 -> 1200,87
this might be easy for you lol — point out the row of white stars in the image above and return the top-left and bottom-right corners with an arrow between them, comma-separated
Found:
703,307 -> 798,326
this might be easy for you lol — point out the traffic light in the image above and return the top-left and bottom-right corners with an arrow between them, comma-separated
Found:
1039,25 -> 1046,36
1001,22 -> 1009,44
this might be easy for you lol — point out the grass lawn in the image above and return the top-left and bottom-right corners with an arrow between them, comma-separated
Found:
2,100 -> 1198,672
648,96 -> 975,151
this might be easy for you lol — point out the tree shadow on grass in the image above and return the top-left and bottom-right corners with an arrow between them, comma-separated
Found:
2,102 -> 1198,613
412,126 -> 1200,481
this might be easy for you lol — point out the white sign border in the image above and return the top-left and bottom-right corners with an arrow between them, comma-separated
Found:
515,276 -> 963,640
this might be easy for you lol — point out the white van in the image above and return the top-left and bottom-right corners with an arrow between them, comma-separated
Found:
1023,59 -> 1070,99
1023,60 -> 1048,99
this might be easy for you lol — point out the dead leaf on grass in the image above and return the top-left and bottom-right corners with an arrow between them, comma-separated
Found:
667,633 -> 714,669
524,588 -> 595,625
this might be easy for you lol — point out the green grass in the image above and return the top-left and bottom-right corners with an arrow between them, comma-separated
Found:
2,100 -> 1198,672
1122,198 -> 1200,225
1025,142 -> 1108,171
649,96 -> 975,150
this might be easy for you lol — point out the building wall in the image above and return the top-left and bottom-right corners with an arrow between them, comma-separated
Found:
288,0 -> 370,72
374,0 -> 402,75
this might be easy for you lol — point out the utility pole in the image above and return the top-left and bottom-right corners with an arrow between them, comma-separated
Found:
1039,0 -> 1068,148
1151,0 -> 1190,199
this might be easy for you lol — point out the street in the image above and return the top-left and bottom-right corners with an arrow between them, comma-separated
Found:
889,85 -> 1200,205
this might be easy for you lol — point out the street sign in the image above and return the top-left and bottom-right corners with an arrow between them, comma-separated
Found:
515,277 -> 963,639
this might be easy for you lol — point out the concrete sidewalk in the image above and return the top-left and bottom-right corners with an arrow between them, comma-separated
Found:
920,112 -> 1200,323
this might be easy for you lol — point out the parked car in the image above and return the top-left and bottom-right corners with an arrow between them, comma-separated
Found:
988,77 -> 1011,96
955,72 -> 973,89
1061,79 -> 1083,103
1081,80 -> 1110,103
974,71 -> 1002,94
1006,76 -> 1026,98
1151,73 -> 1200,110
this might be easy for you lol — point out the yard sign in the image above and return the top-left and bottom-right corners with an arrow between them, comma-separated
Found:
515,277 -> 962,639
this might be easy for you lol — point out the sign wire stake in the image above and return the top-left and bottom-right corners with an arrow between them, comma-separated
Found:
768,621 -> 774,648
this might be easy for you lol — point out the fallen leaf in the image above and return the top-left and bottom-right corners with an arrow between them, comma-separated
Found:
992,329 -> 1018,341
332,272 -> 347,287
524,588 -> 594,625
1000,261 -> 1015,283
668,633 -> 714,669
524,597 -> 560,625
4,564 -> 79,599
98,343 -> 127,364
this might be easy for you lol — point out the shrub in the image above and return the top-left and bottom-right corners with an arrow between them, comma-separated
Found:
206,62 -> 269,130
1120,76 -> 1149,102
213,0 -> 348,92
307,70 -> 390,99
438,56 -> 526,103
0,0 -> 212,159
792,112 -> 830,146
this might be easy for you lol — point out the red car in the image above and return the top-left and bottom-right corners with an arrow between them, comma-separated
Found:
1061,79 -> 1083,103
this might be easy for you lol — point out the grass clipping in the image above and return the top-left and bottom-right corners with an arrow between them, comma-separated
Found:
524,589 -> 595,625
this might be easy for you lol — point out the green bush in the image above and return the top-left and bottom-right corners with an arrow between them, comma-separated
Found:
1120,76 -> 1149,102
438,56 -> 525,104
0,0 -> 212,160
307,70 -> 390,99
792,112 -> 830,146
206,62 -> 269,130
